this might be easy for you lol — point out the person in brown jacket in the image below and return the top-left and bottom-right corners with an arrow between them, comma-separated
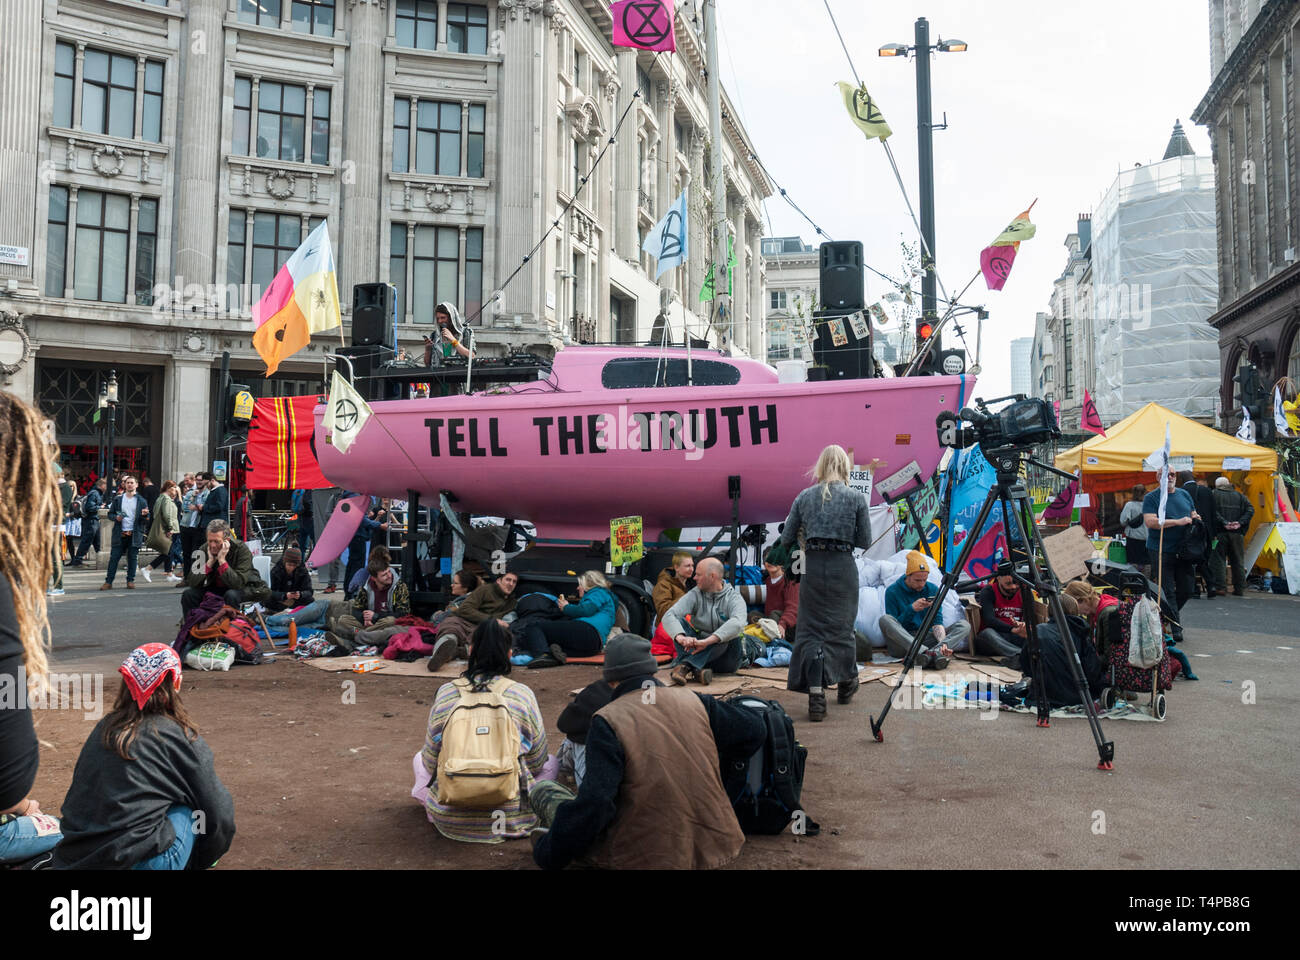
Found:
529,634 -> 765,870
651,551 -> 694,620
428,572 -> 518,670
762,548 -> 799,641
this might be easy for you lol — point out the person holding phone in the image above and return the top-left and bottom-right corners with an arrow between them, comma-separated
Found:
879,551 -> 970,669
180,519 -> 268,617
101,474 -> 150,591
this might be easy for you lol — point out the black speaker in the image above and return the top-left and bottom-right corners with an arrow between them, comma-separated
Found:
352,283 -> 395,348
819,241 -> 865,310
811,308 -> 873,381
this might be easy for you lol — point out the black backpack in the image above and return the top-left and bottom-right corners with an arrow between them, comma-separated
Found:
721,696 -> 817,836
1176,518 -> 1209,562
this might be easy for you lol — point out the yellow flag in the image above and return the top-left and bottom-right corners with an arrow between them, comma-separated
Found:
990,201 -> 1038,247
836,82 -> 892,141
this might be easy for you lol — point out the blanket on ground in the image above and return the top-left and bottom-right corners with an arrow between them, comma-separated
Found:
174,592 -> 227,653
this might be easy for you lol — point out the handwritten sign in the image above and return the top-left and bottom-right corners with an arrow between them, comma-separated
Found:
610,515 -> 644,566
1222,457 -> 1251,471
876,460 -> 921,497
848,465 -> 875,503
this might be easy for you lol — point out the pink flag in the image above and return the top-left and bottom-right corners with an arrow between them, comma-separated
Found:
979,244 -> 1017,291
1081,390 -> 1106,436
612,0 -> 676,52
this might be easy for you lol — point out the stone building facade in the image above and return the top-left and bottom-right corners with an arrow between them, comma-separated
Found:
0,0 -> 770,482
1193,0 -> 1300,436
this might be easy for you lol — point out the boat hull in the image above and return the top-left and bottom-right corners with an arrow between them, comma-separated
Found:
313,375 -> 973,539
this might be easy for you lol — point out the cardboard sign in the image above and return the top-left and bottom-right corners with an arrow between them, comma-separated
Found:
876,460 -> 921,498
1073,493 -> 1091,508
848,465 -> 874,503
1041,526 -> 1095,583
610,515 -> 644,566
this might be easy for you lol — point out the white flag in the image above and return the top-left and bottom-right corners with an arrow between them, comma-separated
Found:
1275,386 -> 1294,438
324,369 -> 372,454
1143,422 -> 1172,523
1236,405 -> 1255,444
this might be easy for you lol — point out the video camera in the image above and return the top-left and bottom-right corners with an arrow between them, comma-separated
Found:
936,395 -> 1060,453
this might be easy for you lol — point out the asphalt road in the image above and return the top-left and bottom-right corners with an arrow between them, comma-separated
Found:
43,561 -> 1300,869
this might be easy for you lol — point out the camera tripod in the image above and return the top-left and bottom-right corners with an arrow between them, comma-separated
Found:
868,449 -> 1117,770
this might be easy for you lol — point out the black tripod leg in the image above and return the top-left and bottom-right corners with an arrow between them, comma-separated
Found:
1006,491 -> 1116,769
869,483 -> 1002,742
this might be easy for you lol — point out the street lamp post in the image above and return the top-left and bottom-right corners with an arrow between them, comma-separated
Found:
880,18 -> 967,357
105,370 -> 118,492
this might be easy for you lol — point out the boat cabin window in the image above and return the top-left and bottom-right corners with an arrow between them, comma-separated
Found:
600,358 -> 742,389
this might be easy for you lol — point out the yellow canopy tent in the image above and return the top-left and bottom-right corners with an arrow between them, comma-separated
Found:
1055,402 -> 1281,571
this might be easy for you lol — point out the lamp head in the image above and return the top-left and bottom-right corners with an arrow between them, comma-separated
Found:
878,43 -> 909,57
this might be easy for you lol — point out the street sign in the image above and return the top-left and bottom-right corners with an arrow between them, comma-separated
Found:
92,408 -> 102,426
233,390 -> 255,423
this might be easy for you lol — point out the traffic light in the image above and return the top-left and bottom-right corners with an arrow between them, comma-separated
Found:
916,317 -> 935,343
913,316 -> 941,374
226,380 -> 253,433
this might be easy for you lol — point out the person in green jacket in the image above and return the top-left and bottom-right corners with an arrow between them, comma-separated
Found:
142,481 -> 183,581
181,519 -> 268,616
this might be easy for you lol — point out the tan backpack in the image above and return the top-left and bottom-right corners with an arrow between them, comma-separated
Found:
436,676 -> 521,809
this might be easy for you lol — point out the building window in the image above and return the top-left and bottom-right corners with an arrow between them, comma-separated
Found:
233,77 -> 252,155
393,99 -> 410,173
637,66 -> 652,102
291,0 -> 334,35
134,198 -> 157,305
467,104 -> 485,178
142,62 -> 164,142
46,186 -> 68,296
311,88 -> 330,164
238,0 -> 282,26
1288,329 -> 1300,381
251,213 -> 303,294
245,80 -> 328,163
395,0 -> 438,49
391,225 -> 481,323
228,210 -> 246,311
390,224 -> 408,321
769,290 -> 787,311
446,3 -> 488,55
82,50 -> 137,139
54,42 -> 75,128
1062,314 -> 1073,398
674,118 -> 684,151
414,100 -> 461,176
572,138 -> 581,195
465,227 -> 483,318
73,191 -> 130,302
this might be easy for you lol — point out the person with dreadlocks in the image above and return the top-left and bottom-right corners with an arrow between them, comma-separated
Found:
0,392 -> 65,865
53,643 -> 235,869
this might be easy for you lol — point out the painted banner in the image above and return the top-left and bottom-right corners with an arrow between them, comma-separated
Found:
900,475 -> 943,551
944,444 -> 1007,578
245,395 -> 331,490
610,515 -> 644,565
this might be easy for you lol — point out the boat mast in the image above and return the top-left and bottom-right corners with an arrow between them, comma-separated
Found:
703,0 -> 730,356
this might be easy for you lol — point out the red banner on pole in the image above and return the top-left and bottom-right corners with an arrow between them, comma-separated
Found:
245,395 -> 331,490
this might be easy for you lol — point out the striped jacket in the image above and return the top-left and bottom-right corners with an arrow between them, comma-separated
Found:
420,676 -> 548,843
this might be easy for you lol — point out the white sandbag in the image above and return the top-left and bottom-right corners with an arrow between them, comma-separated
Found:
186,641 -> 235,672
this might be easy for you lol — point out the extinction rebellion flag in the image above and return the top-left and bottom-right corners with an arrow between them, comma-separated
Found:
611,0 -> 675,52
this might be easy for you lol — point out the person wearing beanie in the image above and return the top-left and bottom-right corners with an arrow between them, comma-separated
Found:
264,545 -> 330,633
529,634 -> 765,870
879,551 -> 972,669
54,644 -> 235,869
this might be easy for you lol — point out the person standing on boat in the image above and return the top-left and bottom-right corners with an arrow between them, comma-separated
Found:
435,302 -> 474,360
778,445 -> 872,722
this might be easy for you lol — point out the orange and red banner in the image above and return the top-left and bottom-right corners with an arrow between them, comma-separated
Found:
245,395 -> 331,490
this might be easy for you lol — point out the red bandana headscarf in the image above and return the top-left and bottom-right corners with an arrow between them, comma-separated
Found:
119,643 -> 182,710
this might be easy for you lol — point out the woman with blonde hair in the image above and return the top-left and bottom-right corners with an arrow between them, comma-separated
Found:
0,391 -> 63,863
518,570 -> 618,667
777,444 -> 872,721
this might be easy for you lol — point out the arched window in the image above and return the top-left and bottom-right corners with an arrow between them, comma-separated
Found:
1286,325 -> 1300,382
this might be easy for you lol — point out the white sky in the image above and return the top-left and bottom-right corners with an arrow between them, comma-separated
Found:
715,0 -> 1213,397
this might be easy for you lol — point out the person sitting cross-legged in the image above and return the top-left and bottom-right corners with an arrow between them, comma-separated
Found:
878,551 -> 971,669
328,551 -> 411,652
428,572 -> 518,670
974,572 -> 1028,665
180,519 -> 269,617
660,556 -> 748,686
263,547 -> 330,633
